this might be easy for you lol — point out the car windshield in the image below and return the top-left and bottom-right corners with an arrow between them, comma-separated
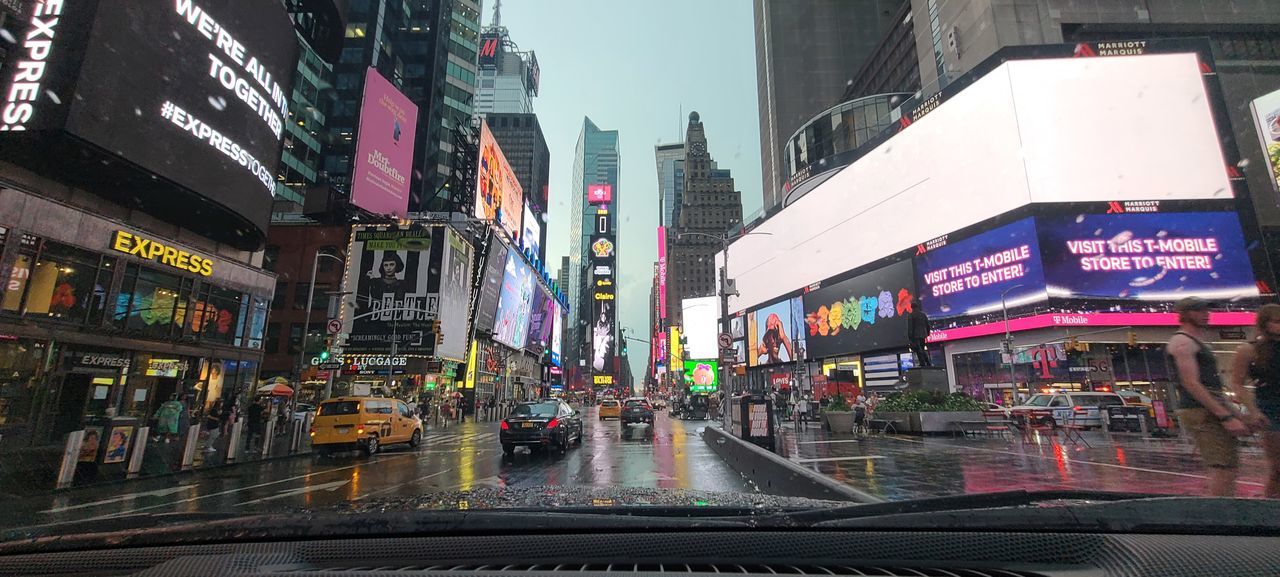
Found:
514,403 -> 559,417
1022,395 -> 1054,407
1,0 -> 1274,546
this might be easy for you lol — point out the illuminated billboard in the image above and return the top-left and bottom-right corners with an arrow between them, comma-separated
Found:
521,202 -> 541,257
494,250 -> 536,349
588,184 -> 613,204
916,218 -> 1047,320
682,359 -> 719,393
475,119 -> 523,238
0,0 -> 299,247
657,227 -> 668,318
801,259 -> 915,359
342,227 -> 436,355
1251,87 -> 1280,194
725,50 -> 1235,315
681,296 -> 719,360
350,68 -> 418,218
1038,211 -> 1257,301
550,302 -> 563,366
747,296 -> 806,367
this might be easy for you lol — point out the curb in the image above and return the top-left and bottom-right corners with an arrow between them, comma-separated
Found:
703,425 -> 883,503
48,448 -> 314,495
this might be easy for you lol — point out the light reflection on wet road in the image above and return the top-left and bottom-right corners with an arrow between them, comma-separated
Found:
14,408 -> 751,528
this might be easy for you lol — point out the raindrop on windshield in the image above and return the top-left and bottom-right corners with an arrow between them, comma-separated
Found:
208,96 -> 228,111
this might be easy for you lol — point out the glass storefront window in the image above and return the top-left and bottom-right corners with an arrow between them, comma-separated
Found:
2,238 -> 114,324
0,338 -> 48,428
193,284 -> 244,345
245,296 -> 269,349
114,264 -> 191,340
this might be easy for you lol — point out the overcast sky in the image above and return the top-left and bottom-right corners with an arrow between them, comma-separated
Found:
496,0 -> 764,387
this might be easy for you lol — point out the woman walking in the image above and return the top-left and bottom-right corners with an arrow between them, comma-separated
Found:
1229,303 -> 1280,498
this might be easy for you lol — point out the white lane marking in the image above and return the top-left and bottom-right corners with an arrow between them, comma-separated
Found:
798,439 -> 868,445
795,456 -> 886,463
69,454 -> 414,522
41,485 -> 197,514
886,436 -> 1266,487
234,479 -> 351,506
350,469 -> 453,501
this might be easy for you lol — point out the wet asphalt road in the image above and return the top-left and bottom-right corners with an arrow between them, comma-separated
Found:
11,407 -> 755,529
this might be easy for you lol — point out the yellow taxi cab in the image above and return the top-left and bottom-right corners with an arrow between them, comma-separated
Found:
310,397 -> 422,456
598,398 -> 622,420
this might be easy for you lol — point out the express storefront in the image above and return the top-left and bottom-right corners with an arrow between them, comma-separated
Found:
0,189 -> 273,448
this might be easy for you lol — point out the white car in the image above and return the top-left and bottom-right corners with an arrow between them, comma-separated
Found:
1009,392 -> 1126,428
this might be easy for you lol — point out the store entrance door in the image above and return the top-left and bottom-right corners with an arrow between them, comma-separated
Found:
53,373 -> 92,440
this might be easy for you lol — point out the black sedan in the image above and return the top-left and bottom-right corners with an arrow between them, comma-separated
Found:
500,400 -> 583,454
620,397 -> 655,426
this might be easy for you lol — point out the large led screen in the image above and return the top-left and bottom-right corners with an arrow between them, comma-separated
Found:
747,296 -> 806,367
681,296 -> 720,360
343,228 -> 436,354
1250,87 -> 1280,194
493,251 -> 535,349
350,68 -> 418,218
524,288 -> 555,352
475,120 -> 523,239
437,227 -> 473,360
724,51 -> 1233,314
550,302 -> 563,367
521,202 -> 541,257
474,241 -> 509,333
915,218 -> 1048,319
1038,211 -> 1258,301
0,0 -> 299,241
682,359 -> 719,393
801,259 -> 916,359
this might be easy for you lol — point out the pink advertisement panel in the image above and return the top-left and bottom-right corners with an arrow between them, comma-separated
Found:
350,68 -> 418,217
926,311 -> 1254,343
657,226 -> 667,318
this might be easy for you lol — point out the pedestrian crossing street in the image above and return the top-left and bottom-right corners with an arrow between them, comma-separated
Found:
418,430 -> 498,447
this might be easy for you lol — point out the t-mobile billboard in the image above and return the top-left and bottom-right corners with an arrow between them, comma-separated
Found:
915,217 -> 1048,319
1038,211 -> 1258,301
350,68 -> 418,218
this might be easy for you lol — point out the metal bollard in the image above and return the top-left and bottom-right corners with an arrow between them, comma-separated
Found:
261,416 -> 277,457
55,430 -> 85,490
126,426 -> 150,478
289,418 -> 302,453
180,424 -> 201,470
226,418 -> 245,462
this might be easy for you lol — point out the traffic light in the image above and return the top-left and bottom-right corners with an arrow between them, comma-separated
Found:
318,350 -> 330,362
1127,330 -> 1138,347
431,320 -> 443,346
1065,336 -> 1078,352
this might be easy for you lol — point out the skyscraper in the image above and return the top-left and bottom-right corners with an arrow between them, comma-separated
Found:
568,118 -> 619,386
754,0 -> 903,212
655,142 -> 685,229
474,27 -> 539,114
320,0 -> 454,213
667,113 -> 743,325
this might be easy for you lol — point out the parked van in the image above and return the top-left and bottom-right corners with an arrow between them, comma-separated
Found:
1009,392 -> 1126,428
311,397 -> 422,456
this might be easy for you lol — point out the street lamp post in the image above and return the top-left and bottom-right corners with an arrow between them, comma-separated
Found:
677,231 -> 772,398
299,251 -> 345,382
1000,284 -> 1025,405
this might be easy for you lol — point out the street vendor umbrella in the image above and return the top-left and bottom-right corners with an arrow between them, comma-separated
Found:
257,382 -> 295,397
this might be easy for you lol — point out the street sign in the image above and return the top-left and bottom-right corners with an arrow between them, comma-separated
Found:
326,319 -> 342,334
719,348 -> 736,363
316,362 -> 342,371
717,333 -> 732,348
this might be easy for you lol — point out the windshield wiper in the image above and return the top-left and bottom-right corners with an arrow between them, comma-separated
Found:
755,490 -> 1280,534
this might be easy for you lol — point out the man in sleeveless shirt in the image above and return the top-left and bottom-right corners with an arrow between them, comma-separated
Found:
1167,297 -> 1250,496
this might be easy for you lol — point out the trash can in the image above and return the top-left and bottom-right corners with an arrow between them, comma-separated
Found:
726,394 -> 775,451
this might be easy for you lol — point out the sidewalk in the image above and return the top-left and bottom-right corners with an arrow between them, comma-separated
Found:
774,421 -> 1268,500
